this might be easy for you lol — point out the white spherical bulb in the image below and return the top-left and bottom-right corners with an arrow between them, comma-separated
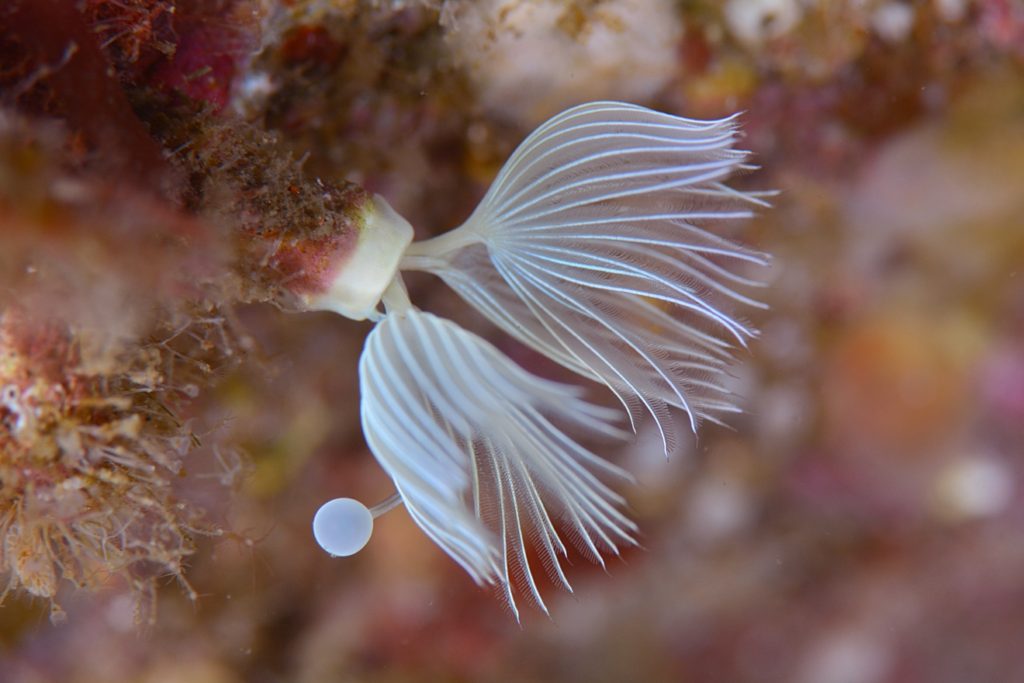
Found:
313,498 -> 374,557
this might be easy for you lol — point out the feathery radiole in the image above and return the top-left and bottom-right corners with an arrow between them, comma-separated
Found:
301,101 -> 770,619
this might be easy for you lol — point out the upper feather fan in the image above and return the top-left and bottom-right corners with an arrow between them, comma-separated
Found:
403,101 -> 771,454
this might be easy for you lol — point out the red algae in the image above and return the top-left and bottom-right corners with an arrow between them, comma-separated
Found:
0,0 -> 371,620
81,0 -> 178,78
146,1 -> 262,111
0,305 -> 234,623
2,0 -> 174,191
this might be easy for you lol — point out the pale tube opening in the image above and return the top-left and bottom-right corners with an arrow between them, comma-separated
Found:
304,194 -> 414,321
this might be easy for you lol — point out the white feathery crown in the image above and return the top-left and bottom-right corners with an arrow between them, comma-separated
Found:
310,101 -> 771,619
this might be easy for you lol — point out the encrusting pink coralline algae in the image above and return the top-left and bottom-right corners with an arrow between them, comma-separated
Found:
300,101 -> 771,620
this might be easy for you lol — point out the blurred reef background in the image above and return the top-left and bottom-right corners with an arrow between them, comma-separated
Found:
1,1 -> 1023,681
